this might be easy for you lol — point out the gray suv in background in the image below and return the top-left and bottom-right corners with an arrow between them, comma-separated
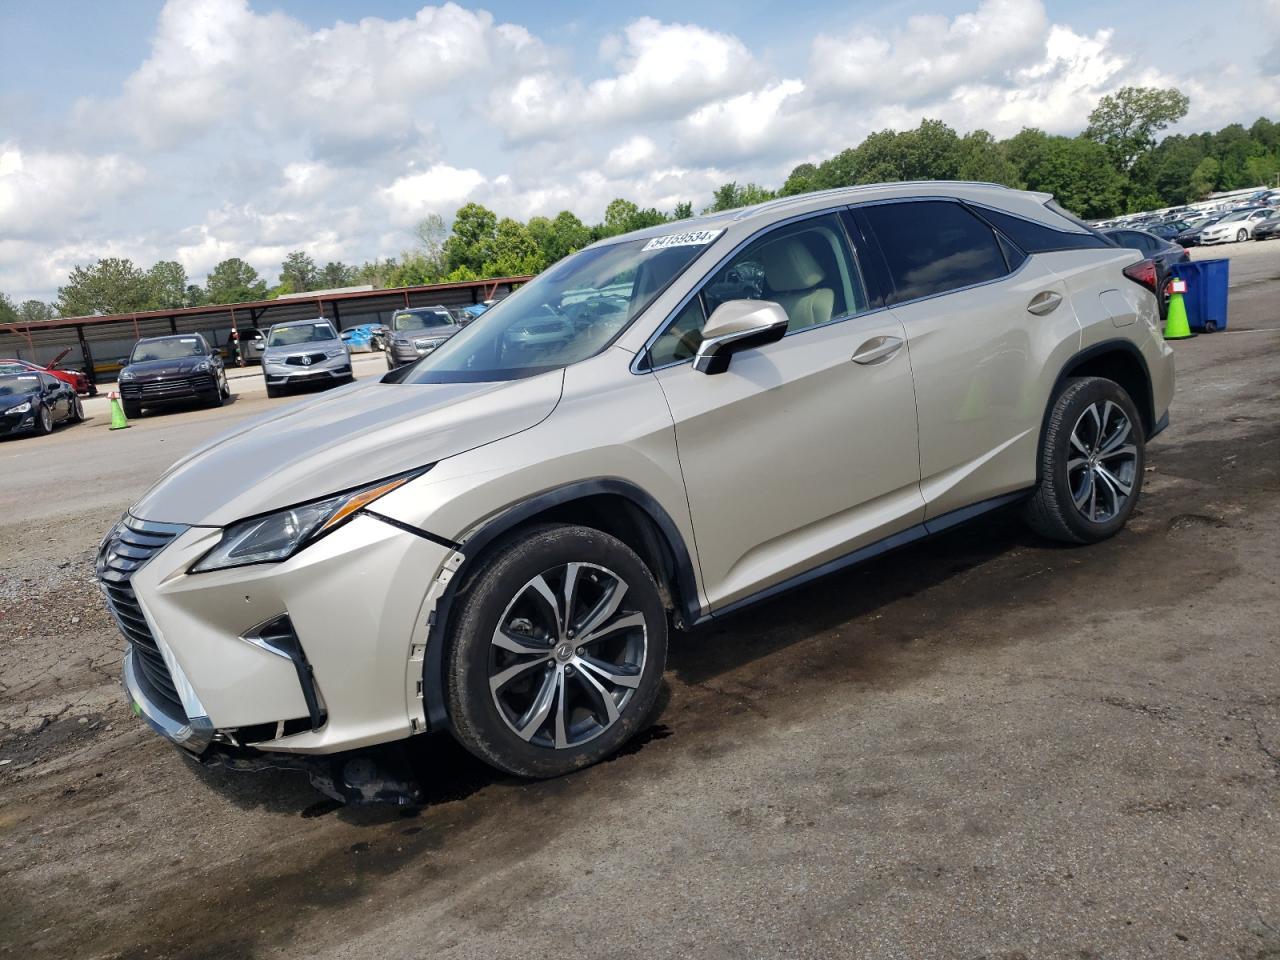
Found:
384,305 -> 461,369
261,319 -> 352,398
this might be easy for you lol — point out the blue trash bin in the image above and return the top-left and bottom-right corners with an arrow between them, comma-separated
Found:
1169,259 -> 1230,332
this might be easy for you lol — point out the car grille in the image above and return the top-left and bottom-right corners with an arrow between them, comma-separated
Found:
120,374 -> 215,400
284,353 -> 328,366
97,516 -> 189,720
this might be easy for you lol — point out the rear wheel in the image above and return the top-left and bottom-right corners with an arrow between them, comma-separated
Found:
70,395 -> 84,422
1023,377 -> 1145,544
446,524 -> 668,778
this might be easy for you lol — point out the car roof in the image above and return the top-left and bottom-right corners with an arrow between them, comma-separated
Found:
587,180 -> 1059,252
269,317 -> 334,330
137,333 -> 204,343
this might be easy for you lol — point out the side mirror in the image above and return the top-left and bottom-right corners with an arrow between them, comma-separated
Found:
693,300 -> 789,375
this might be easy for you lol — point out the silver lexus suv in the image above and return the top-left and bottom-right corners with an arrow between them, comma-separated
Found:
98,182 -> 1173,779
261,319 -> 353,397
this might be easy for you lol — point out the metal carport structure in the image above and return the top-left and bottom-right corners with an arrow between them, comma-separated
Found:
0,275 -> 530,388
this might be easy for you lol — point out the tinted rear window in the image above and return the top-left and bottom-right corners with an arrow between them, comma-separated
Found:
861,200 -> 1009,303
972,205 -> 1109,253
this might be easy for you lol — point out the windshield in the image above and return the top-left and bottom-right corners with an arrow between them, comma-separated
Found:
130,337 -> 204,363
392,310 -> 452,332
0,372 -> 40,397
397,233 -> 717,383
268,321 -> 337,347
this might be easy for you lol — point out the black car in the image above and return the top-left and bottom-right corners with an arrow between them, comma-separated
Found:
1172,215 -> 1223,248
0,365 -> 83,438
1102,228 -> 1189,317
117,333 -> 230,419
1146,220 -> 1192,240
1252,213 -> 1280,241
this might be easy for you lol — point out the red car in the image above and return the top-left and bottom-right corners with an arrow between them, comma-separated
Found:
0,349 -> 94,395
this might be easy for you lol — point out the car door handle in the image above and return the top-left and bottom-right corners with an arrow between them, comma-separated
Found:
851,336 -> 904,365
1027,290 -> 1062,316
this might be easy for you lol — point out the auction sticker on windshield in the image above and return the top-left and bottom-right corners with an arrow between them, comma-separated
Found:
642,228 -> 724,251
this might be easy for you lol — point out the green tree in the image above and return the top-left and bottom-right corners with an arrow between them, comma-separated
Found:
671,200 -> 695,220
318,261 -> 357,288
184,284 -> 207,308
956,130 -> 1021,186
146,260 -> 188,310
57,257 -> 150,316
704,182 -> 775,213
1189,156 -> 1221,198
355,258 -> 399,288
205,258 -> 268,304
599,198 -> 668,237
17,300 -> 56,322
413,213 -> 448,279
279,251 -> 319,293
444,203 -> 499,274
483,218 -> 545,277
1084,86 -> 1190,172
779,162 -> 821,196
526,211 -> 592,266
0,293 -> 16,324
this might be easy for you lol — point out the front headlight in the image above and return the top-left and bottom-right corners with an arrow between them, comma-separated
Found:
119,369 -> 135,381
191,472 -> 425,573
325,348 -> 345,359
6,401 -> 31,415
194,360 -> 212,373
392,337 -> 412,347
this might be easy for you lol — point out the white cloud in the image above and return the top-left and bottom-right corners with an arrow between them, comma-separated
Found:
495,17 -> 758,142
605,135 -> 657,175
0,144 -> 147,240
380,163 -> 488,224
810,0 -> 1049,104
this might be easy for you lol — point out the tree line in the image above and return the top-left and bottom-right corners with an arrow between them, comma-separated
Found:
3,86 -> 1277,324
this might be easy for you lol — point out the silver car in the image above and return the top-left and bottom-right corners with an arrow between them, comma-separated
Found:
384,306 -> 460,368
100,181 -> 1174,782
260,319 -> 353,398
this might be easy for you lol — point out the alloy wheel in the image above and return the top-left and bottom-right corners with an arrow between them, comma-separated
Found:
488,562 -> 647,750
39,405 -> 52,432
1068,400 -> 1138,523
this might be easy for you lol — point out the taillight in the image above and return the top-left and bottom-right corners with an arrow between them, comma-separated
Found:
1122,259 -> 1159,295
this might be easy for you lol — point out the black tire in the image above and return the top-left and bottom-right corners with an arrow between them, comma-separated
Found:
33,403 -> 53,435
220,372 -> 232,399
204,388 -> 223,408
265,383 -> 281,399
1023,377 -> 1145,544
446,524 -> 668,778
70,395 -> 85,422
122,400 -> 142,419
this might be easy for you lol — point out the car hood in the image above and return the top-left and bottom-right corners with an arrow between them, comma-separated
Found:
130,369 -> 565,526
125,357 -> 207,378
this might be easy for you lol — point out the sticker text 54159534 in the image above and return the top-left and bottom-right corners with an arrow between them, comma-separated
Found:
642,228 -> 724,252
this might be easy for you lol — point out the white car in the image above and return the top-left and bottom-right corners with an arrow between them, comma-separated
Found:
1200,208 -> 1273,245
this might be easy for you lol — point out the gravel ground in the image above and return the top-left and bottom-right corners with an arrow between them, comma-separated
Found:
1,242 -> 1278,960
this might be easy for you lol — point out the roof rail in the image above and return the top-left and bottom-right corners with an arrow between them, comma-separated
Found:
728,180 -> 1014,221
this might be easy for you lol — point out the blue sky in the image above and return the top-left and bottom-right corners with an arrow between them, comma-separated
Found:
1,0 -> 1277,302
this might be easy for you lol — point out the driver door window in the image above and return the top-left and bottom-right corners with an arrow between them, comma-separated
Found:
647,213 -> 871,368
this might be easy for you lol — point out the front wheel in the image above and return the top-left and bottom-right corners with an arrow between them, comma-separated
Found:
265,382 -> 281,399
1237,229 -> 1248,242
446,524 -> 668,778
33,403 -> 53,435
1023,377 -> 1145,544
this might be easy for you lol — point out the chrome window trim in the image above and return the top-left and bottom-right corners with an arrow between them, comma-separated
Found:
631,204 -> 877,375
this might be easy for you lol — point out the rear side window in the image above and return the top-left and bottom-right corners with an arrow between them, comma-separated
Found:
972,205 -> 1109,253
861,201 -> 1009,303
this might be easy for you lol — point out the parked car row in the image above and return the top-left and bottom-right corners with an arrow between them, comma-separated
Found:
0,363 -> 83,438
0,349 -> 94,396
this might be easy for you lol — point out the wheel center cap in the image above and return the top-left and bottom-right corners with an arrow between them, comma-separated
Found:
554,643 -> 573,662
